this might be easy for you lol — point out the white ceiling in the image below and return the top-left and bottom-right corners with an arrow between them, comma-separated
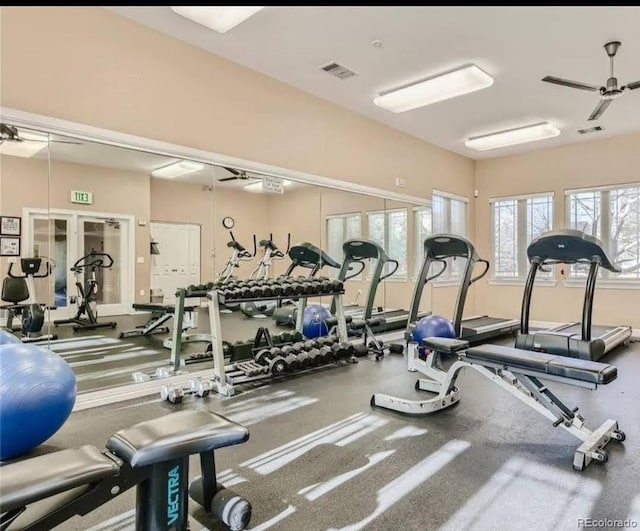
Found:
108,6 -> 640,159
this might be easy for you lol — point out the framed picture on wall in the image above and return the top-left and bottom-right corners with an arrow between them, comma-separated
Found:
0,216 -> 21,236
0,237 -> 21,257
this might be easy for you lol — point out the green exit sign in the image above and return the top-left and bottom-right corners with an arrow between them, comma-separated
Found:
70,190 -> 93,205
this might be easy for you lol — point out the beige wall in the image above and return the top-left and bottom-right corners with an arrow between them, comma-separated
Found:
0,7 -> 475,221
0,155 -> 151,303
149,180 -> 271,282
475,133 -> 640,329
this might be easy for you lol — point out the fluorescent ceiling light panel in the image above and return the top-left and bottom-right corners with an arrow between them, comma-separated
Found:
170,6 -> 264,34
373,64 -> 494,113
0,130 -> 49,158
465,122 -> 560,151
151,160 -> 204,178
244,179 -> 292,193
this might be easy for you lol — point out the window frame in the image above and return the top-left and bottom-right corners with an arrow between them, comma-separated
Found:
565,183 -> 640,286
432,190 -> 469,284
413,205 -> 433,280
325,212 -> 362,279
489,191 -> 555,284
365,207 -> 408,281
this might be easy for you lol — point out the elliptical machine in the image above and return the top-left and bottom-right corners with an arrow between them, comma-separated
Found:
217,232 -> 256,314
240,234 -> 290,319
54,251 -> 117,332
1,257 -> 57,342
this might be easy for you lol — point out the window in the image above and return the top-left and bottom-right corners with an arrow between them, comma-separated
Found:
326,213 -> 362,277
414,206 -> 433,276
366,209 -> 408,278
432,192 -> 468,280
567,184 -> 640,280
491,193 -> 554,280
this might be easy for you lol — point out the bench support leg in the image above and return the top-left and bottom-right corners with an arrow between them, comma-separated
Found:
137,457 -> 189,531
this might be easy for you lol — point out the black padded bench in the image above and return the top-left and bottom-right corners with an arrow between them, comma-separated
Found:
119,303 -> 198,338
0,410 -> 251,531
465,344 -> 617,385
373,336 -> 625,470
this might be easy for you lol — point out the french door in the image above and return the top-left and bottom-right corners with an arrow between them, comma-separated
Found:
24,209 -> 134,320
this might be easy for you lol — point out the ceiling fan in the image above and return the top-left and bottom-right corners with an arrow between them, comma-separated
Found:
542,41 -> 640,121
0,123 -> 82,145
217,166 -> 252,182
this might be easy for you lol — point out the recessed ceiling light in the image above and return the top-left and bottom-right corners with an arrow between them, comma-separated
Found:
370,39 -> 384,48
151,160 -> 204,178
465,122 -> 560,151
373,64 -> 494,113
0,130 -> 49,158
170,6 -> 264,34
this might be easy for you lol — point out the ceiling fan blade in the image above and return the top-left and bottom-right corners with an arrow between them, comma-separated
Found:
588,99 -> 612,121
52,139 -> 83,145
222,166 -> 241,176
626,80 -> 640,90
542,76 -> 599,91
218,176 -> 239,182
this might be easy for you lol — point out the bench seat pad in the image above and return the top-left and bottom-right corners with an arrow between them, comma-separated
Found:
465,344 -> 617,384
106,410 -> 249,468
0,446 -> 119,513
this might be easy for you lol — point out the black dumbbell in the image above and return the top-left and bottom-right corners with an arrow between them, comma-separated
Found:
291,343 -> 311,368
319,345 -> 334,363
331,342 -> 355,360
307,348 -> 325,366
279,345 -> 301,371
278,331 -> 293,343
329,280 -> 344,292
254,348 -> 287,375
304,339 -> 318,350
292,331 -> 304,342
271,284 -> 283,297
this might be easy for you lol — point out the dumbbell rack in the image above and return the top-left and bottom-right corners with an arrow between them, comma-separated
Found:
204,282 -> 350,397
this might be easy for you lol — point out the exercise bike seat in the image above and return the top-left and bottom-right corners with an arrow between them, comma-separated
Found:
106,410 -> 249,468
0,446 -> 119,513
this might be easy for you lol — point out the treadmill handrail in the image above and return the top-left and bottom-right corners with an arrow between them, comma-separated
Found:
470,259 -> 490,285
344,260 -> 366,280
380,259 -> 399,281
425,259 -> 447,283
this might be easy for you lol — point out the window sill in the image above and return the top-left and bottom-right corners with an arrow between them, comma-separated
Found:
489,279 -> 557,287
432,280 -> 462,288
563,280 -> 640,290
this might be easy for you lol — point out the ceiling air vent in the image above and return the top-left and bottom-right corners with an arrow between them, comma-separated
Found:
577,125 -> 605,135
320,62 -> 358,80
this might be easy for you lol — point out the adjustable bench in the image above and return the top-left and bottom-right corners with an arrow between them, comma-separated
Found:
118,303 -> 197,339
0,410 -> 252,531
372,337 -> 625,471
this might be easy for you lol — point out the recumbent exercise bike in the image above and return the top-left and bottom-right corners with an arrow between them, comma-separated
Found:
54,251 -> 117,332
1,257 -> 57,342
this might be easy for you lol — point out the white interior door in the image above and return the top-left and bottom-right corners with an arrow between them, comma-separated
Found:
150,222 -> 201,304
24,209 -> 134,319
77,216 -> 129,315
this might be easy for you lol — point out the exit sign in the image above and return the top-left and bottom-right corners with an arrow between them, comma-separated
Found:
71,190 -> 93,205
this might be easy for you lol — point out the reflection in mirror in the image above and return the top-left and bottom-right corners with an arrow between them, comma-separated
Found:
320,188 -> 387,326
0,124 -> 52,346
213,172 -> 321,345
383,198 -> 433,336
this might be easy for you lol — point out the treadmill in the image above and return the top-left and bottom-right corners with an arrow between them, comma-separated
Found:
272,241 -> 341,326
330,239 -> 427,332
407,234 -> 520,343
515,229 -> 631,361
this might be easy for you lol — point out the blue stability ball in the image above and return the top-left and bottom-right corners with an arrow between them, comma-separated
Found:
0,330 -> 21,345
302,304 -> 332,339
0,344 -> 76,460
412,315 -> 456,349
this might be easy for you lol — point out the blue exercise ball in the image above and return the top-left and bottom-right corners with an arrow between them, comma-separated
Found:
302,304 -> 332,339
412,315 -> 456,349
0,330 -> 21,345
0,344 -> 76,460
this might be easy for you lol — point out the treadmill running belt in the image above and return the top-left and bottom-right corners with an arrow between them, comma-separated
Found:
557,324 -> 615,337
462,316 -> 507,329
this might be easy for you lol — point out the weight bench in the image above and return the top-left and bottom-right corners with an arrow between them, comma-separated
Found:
0,410 -> 252,531
118,303 -> 197,339
371,337 -> 625,471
